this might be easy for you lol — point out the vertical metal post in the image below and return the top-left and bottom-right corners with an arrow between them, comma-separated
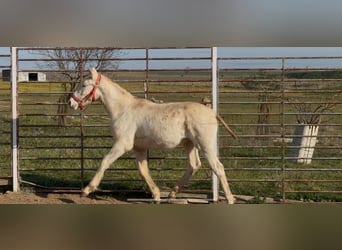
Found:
281,58 -> 286,203
11,47 -> 19,192
144,48 -> 149,100
211,47 -> 219,201
145,48 -> 150,169
79,49 -> 85,189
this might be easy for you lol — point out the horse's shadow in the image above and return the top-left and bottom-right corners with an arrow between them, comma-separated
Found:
58,198 -> 75,204
20,173 -> 157,203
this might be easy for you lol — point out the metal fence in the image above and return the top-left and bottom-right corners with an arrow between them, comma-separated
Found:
218,55 -> 342,202
3,47 -> 342,202
0,48 -> 11,186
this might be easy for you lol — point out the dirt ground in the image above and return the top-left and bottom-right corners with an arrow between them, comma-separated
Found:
0,191 -> 129,204
0,190 -> 287,204
0,181 -> 292,205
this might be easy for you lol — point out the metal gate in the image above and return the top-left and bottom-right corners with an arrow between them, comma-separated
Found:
14,47 -> 217,200
5,47 -> 342,202
0,48 -> 12,187
217,54 -> 342,202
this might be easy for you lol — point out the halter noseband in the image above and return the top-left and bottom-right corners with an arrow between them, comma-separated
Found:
72,73 -> 101,110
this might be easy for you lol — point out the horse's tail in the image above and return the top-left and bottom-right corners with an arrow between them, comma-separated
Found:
216,114 -> 238,139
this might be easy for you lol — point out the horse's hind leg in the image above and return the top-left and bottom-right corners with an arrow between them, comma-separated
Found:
169,141 -> 201,199
204,149 -> 235,204
134,149 -> 160,202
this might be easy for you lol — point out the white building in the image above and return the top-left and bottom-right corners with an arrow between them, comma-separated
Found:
18,72 -> 46,82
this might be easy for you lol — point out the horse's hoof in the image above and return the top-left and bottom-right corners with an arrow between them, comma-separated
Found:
227,197 -> 236,204
168,191 -> 176,199
153,198 -> 161,204
80,191 -> 89,198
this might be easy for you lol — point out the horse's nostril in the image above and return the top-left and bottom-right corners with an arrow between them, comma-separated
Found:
68,99 -> 74,108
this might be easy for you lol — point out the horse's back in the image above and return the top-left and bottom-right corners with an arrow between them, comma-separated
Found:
160,102 -> 219,144
133,101 -> 217,149
146,101 -> 218,131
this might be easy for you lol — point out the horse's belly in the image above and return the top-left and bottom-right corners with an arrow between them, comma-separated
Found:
134,129 -> 184,149
133,114 -> 188,149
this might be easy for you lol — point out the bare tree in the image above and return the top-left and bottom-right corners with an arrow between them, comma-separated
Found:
241,78 -> 280,136
289,96 -> 339,125
33,47 -> 124,126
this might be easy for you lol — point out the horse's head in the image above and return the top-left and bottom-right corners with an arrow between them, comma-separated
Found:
69,68 -> 102,110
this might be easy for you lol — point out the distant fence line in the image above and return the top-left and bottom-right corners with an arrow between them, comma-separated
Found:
0,47 -> 341,203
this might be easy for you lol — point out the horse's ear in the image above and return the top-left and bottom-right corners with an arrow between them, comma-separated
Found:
89,68 -> 98,80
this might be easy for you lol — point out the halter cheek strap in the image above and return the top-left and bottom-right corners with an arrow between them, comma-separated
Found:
72,73 -> 101,110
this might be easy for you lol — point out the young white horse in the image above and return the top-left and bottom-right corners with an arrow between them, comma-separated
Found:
69,68 -> 236,204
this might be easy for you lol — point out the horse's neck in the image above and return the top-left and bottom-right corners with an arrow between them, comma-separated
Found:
99,79 -> 135,116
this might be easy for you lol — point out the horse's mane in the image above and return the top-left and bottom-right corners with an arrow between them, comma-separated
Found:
101,74 -> 134,97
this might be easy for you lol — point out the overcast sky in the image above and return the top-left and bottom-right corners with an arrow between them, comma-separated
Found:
1,1 -> 342,46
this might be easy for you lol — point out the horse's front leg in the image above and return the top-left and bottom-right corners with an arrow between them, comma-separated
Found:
134,148 -> 161,203
82,142 -> 130,197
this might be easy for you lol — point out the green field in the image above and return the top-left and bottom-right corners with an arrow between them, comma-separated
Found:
1,69 -> 342,202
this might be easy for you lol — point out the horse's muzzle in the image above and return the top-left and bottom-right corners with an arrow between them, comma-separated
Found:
68,98 -> 79,110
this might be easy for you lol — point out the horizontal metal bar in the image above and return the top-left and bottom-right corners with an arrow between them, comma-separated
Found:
284,179 -> 342,183
285,190 -> 342,194
25,166 -> 338,173
19,156 -> 187,161
285,168 -> 342,172
286,157 -> 342,160
219,56 -> 342,60
19,145 -> 111,150
19,135 -> 111,139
